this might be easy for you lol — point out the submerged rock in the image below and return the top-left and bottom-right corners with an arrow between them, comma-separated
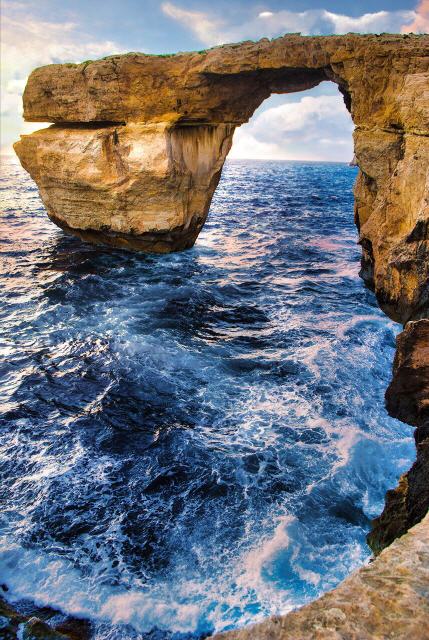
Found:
0,597 -> 25,639
23,618 -> 69,640
0,597 -> 91,640
14,33 -> 429,324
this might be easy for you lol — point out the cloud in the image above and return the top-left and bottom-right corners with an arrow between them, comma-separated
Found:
402,0 -> 429,32
161,3 -> 222,46
229,94 -> 354,162
1,1 -> 124,153
161,2 -> 425,161
162,3 -> 421,46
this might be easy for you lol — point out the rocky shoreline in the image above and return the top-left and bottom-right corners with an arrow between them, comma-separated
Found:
214,514 -> 429,640
0,592 -> 91,640
7,31 -> 429,640
368,319 -> 429,555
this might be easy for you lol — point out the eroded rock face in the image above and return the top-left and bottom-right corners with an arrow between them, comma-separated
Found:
14,33 -> 429,323
354,129 -> 429,323
14,122 -> 234,252
367,319 -> 429,555
385,319 -> 429,426
19,35 -> 429,132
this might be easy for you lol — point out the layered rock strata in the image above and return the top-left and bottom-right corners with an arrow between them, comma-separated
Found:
12,32 -> 429,640
14,33 -> 429,323
15,123 -> 234,252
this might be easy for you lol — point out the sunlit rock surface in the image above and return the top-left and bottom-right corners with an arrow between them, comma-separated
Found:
215,513 -> 429,640
11,32 -> 429,638
14,123 -> 234,253
14,33 -> 429,323
354,129 -> 429,323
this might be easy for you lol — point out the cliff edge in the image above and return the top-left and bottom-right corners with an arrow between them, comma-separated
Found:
14,33 -> 429,324
12,32 -> 429,639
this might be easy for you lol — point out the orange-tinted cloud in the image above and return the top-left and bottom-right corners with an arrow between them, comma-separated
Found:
402,0 -> 429,33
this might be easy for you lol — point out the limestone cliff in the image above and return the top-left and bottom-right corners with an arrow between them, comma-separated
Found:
367,319 -> 429,555
14,33 -> 429,324
11,32 -> 429,640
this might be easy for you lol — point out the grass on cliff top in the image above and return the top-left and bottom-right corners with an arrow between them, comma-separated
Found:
32,32 -> 423,72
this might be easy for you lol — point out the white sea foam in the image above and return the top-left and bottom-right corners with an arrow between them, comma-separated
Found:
0,516 -> 299,635
0,157 -> 416,638
0,538 -> 201,633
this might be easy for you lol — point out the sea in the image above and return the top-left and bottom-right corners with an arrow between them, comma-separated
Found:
0,156 -> 415,638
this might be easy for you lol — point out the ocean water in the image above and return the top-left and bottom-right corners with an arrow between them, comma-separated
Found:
0,156 -> 414,638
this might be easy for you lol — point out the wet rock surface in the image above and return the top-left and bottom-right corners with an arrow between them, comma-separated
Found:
0,596 -> 91,640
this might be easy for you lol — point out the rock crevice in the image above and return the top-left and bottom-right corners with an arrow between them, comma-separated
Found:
367,319 -> 429,555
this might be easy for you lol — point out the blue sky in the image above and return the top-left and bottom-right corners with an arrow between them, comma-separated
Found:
1,0 -> 428,159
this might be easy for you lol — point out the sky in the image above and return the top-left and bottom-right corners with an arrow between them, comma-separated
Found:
1,0 -> 428,161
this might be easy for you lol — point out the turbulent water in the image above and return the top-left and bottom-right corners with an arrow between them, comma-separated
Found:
0,156 -> 414,638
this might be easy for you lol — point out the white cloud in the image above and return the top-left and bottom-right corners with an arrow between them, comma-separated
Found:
1,2 -> 124,153
161,3 -> 222,46
402,0 -> 429,32
324,10 -> 411,34
229,94 -> 354,161
162,3 -> 421,46
229,131 -> 286,161
252,95 -> 349,135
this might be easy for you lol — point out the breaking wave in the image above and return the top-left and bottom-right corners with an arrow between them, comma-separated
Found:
0,158 -> 414,637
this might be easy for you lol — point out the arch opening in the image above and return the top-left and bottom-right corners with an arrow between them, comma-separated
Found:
8,35 -> 429,638
227,81 -> 354,164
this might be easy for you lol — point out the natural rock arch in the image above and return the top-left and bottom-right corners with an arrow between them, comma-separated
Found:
11,32 -> 429,640
15,33 -> 429,324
